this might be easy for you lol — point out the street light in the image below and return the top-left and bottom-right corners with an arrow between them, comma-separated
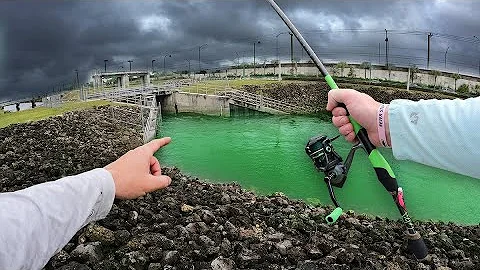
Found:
445,46 -> 450,70
151,59 -> 156,73
253,41 -> 261,75
104,59 -> 108,73
235,52 -> 240,76
275,32 -> 288,63
128,60 -> 133,71
198,44 -> 207,73
163,54 -> 171,74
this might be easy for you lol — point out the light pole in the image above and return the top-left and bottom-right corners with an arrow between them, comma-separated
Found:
444,46 -> 450,70
253,41 -> 260,75
163,55 -> 171,74
186,60 -> 191,76
275,32 -> 288,63
198,44 -> 207,72
104,59 -> 108,73
75,69 -> 79,89
128,60 -> 133,71
385,29 -> 389,68
151,59 -> 156,73
474,36 -> 480,76
235,52 -> 240,76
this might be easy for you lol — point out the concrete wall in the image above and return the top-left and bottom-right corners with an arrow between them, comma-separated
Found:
215,63 -> 480,91
161,92 -> 230,117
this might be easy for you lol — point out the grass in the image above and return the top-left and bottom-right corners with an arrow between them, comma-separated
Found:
0,100 -> 111,129
179,79 -> 281,94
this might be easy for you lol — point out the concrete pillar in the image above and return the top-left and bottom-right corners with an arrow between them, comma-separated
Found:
93,75 -> 97,90
121,74 -> 129,88
93,75 -> 101,90
145,73 -> 150,86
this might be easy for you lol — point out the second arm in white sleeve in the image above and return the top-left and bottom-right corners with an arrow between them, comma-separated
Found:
389,97 -> 480,179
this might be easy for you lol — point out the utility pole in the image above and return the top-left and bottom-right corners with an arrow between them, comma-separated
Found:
445,46 -> 450,70
378,43 -> 381,65
384,29 -> 389,68
151,59 -> 156,72
235,52 -> 240,76
186,60 -> 191,76
253,41 -> 260,75
427,32 -> 433,69
198,44 -> 207,73
128,60 -> 133,71
104,59 -> 108,73
163,55 -> 171,74
475,36 -> 480,76
290,32 -> 294,66
75,69 -> 79,89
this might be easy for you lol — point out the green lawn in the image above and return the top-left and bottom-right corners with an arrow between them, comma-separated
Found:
0,100 -> 111,128
180,79 -> 280,94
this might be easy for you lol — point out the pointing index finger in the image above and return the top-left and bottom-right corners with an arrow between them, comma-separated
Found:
144,137 -> 171,155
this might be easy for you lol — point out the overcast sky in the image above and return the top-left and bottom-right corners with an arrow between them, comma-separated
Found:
1,0 -> 480,101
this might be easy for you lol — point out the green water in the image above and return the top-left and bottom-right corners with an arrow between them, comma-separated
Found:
156,114 -> 480,225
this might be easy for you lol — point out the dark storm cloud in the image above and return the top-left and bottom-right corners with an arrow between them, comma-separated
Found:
1,0 -> 479,101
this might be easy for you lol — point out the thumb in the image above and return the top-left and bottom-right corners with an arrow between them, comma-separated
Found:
144,175 -> 172,193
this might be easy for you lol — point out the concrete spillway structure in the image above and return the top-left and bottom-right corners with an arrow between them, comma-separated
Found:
92,71 -> 151,90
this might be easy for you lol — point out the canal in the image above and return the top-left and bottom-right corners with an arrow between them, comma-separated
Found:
156,113 -> 480,224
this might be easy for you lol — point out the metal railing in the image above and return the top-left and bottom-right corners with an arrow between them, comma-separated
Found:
220,90 -> 307,114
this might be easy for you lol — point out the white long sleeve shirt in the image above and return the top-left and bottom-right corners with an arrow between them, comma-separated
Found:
0,168 -> 115,270
389,97 -> 480,179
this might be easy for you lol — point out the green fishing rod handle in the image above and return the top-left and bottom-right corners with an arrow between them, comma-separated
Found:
325,74 -> 397,191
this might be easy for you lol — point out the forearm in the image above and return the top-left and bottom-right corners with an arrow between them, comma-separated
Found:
0,168 -> 115,270
387,97 -> 480,179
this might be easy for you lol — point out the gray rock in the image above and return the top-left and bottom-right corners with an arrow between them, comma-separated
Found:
199,235 -> 215,247
128,210 -> 139,224
220,193 -> 231,204
275,240 -> 292,255
266,233 -> 285,241
56,261 -> 92,270
85,223 -> 115,245
70,242 -> 103,263
147,263 -> 163,270
48,249 -> 70,268
164,250 -> 180,265
120,251 -> 147,268
211,256 -> 235,270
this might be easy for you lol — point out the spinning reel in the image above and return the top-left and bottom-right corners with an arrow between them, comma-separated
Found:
305,135 -> 364,224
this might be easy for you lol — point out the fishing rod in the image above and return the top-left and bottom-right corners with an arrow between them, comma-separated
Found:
265,0 -> 428,260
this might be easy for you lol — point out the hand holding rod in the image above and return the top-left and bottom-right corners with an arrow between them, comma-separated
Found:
265,0 -> 427,260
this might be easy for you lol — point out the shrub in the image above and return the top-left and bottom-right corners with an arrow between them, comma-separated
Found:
457,84 -> 470,94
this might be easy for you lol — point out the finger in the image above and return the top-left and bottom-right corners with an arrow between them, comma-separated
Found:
150,156 -> 161,176
339,123 -> 354,136
326,89 -> 351,111
345,131 -> 357,142
143,137 -> 172,155
331,107 -> 348,117
332,115 -> 350,128
144,175 -> 172,193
